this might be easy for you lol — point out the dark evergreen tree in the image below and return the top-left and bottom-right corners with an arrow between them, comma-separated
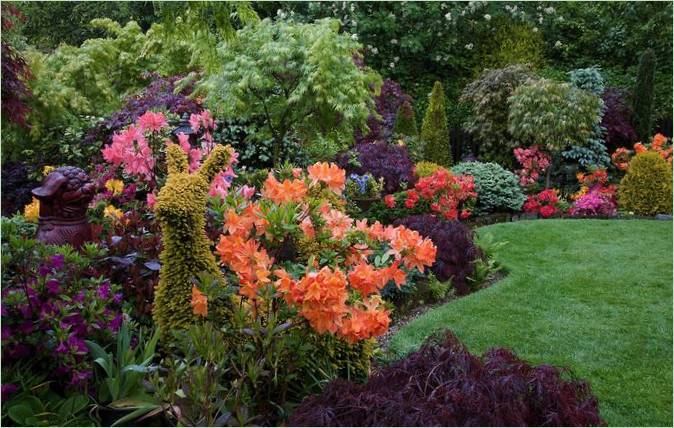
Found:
632,48 -> 656,142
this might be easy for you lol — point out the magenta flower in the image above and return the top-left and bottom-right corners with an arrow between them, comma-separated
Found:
45,279 -> 60,295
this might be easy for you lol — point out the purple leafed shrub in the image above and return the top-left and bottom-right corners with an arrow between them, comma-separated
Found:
336,141 -> 416,193
393,214 -> 480,295
356,78 -> 412,144
83,73 -> 202,147
1,162 -> 38,217
601,87 -> 637,151
290,331 -> 605,427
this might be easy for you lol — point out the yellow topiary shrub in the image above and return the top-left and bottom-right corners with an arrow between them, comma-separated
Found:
619,151 -> 672,216
153,144 -> 235,335
414,161 -> 446,178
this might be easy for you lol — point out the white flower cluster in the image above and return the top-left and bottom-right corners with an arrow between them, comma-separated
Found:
544,6 -> 555,14
484,14 -> 491,21
367,44 -> 379,55
465,43 -> 474,50
554,40 -> 563,48
445,11 -> 452,21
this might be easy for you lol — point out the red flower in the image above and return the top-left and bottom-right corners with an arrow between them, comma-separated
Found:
384,194 -> 396,208
459,209 -> 472,220
539,205 -> 556,218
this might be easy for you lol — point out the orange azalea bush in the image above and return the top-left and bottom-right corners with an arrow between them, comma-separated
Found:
194,162 -> 437,343
611,134 -> 672,171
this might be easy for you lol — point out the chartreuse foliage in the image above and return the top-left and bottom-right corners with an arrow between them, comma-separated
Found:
508,78 -> 601,152
632,48 -> 656,143
421,81 -> 451,166
618,152 -> 672,215
389,220 -> 673,426
153,144 -> 235,335
414,161 -> 443,178
204,18 -> 381,165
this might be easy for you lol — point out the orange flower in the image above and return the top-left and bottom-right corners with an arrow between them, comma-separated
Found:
321,208 -> 353,240
223,208 -> 255,237
382,260 -> 407,287
348,262 -> 386,296
652,133 -> 667,149
261,173 -> 308,204
300,216 -> 315,240
191,286 -> 208,317
307,162 -> 346,195
216,234 -> 273,299
634,142 -> 647,154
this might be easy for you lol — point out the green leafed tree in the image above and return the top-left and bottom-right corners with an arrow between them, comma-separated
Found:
203,18 -> 381,165
632,48 -> 656,143
508,79 -> 601,152
393,98 -> 418,137
460,64 -> 534,167
420,81 -> 452,166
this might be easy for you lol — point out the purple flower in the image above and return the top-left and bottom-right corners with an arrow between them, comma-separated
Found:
18,321 -> 34,335
55,341 -> 68,354
67,334 -> 88,354
50,254 -> 65,270
108,314 -> 123,332
38,264 -> 51,277
45,279 -> 60,295
1,303 -> 8,317
74,290 -> 85,303
113,293 -> 123,304
1,325 -> 12,341
69,370 -> 92,387
1,384 -> 19,401
97,282 -> 111,300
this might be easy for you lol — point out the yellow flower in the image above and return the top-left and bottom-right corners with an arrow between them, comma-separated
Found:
104,205 -> 124,220
24,198 -> 40,223
42,165 -> 55,176
104,179 -> 125,195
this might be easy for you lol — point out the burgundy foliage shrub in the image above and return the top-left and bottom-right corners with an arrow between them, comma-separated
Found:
83,73 -> 202,148
356,78 -> 412,144
601,87 -> 637,151
335,141 -> 416,193
394,214 -> 480,295
290,331 -> 605,427
1,5 -> 32,128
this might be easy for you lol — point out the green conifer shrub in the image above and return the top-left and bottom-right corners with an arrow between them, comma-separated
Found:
421,81 -> 452,166
618,152 -> 672,216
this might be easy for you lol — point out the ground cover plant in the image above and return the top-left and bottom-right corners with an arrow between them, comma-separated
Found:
388,220 -> 673,426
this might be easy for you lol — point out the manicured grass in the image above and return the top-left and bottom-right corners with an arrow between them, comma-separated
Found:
388,219 -> 673,427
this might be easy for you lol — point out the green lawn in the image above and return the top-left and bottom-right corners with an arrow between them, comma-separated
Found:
388,219 -> 672,427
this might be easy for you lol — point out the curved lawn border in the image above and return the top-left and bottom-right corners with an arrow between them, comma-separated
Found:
387,219 -> 673,426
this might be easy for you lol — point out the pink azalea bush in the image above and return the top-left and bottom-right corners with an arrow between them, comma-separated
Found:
514,145 -> 551,188
101,110 -> 237,201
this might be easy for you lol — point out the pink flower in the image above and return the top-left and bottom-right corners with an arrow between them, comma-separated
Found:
189,148 -> 202,172
240,185 -> 256,199
146,192 -> 157,208
137,111 -> 168,132
189,113 -> 202,133
177,133 -> 191,152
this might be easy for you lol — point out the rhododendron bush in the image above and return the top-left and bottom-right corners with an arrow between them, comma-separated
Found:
611,134 -> 673,171
195,162 -> 437,343
523,189 -> 565,218
364,168 -> 476,224
514,145 -> 550,188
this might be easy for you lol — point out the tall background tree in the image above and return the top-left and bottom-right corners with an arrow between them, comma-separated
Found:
632,48 -> 656,143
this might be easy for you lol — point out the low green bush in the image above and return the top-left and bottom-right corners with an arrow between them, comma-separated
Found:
451,162 -> 526,214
